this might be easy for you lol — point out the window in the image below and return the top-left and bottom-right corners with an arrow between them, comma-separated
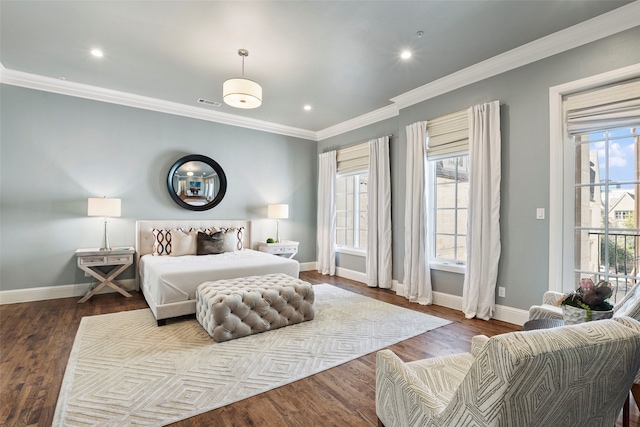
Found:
573,127 -> 639,300
551,72 -> 640,302
335,173 -> 368,250
425,108 -> 469,271
430,154 -> 469,265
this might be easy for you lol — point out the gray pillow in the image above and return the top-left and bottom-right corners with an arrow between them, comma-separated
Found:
197,231 -> 225,255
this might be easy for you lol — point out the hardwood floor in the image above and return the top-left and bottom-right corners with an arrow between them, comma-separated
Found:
1,271 -> 638,426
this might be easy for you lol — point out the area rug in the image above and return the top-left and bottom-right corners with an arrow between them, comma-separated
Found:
53,284 -> 450,426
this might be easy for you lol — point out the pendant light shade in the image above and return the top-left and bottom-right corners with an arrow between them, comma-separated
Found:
223,49 -> 262,109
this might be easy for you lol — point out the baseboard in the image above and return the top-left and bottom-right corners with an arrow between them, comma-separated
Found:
392,282 -> 527,326
0,279 -> 137,305
298,261 -> 317,272
335,266 -> 367,284
1,267 -> 529,325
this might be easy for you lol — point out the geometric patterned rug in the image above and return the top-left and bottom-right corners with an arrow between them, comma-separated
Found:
53,284 -> 450,426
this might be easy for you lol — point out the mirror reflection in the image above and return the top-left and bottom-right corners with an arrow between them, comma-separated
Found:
167,155 -> 227,211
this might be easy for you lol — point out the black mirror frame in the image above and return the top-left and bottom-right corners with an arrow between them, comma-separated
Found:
167,154 -> 227,211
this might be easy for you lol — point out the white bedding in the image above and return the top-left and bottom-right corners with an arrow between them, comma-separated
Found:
140,249 -> 300,306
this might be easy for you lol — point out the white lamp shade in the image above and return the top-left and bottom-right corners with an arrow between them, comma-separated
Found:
88,198 -> 121,217
223,78 -> 262,109
268,204 -> 289,219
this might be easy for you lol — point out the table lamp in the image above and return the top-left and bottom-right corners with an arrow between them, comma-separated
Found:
267,204 -> 289,243
88,197 -> 121,250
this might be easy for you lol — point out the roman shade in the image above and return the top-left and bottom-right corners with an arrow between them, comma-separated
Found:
336,141 -> 369,174
565,78 -> 640,136
426,109 -> 469,158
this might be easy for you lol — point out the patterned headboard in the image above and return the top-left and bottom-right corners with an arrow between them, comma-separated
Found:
135,219 -> 252,257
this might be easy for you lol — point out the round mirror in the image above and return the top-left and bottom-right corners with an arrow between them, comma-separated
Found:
167,154 -> 227,211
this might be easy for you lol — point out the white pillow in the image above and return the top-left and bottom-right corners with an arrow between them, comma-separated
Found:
222,229 -> 239,252
170,229 -> 197,256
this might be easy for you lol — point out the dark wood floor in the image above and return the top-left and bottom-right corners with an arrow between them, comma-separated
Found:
1,272 -> 638,426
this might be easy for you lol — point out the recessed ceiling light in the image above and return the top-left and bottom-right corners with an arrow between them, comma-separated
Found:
401,50 -> 412,60
90,49 -> 104,58
304,105 -> 312,111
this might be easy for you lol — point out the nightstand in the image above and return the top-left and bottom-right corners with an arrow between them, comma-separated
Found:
75,247 -> 135,303
258,240 -> 299,259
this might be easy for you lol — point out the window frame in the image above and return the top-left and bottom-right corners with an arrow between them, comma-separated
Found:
549,64 -> 640,293
335,172 -> 368,256
428,152 -> 469,274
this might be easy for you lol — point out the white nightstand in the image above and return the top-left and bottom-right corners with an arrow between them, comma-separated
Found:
75,247 -> 135,303
258,240 -> 299,259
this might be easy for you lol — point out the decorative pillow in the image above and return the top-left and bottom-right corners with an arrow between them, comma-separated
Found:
170,229 -> 197,256
191,227 -> 219,236
220,227 -> 245,251
152,228 -> 172,256
197,231 -> 226,255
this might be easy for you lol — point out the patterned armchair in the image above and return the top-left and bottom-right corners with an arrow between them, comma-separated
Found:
376,317 -> 640,427
528,282 -> 640,418
528,282 -> 640,322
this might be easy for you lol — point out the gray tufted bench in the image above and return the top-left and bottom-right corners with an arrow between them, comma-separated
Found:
195,273 -> 315,342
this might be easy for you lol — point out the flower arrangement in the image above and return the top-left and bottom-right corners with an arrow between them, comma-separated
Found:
558,278 -> 614,321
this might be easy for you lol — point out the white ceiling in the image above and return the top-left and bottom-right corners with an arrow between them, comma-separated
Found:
0,1 -> 636,136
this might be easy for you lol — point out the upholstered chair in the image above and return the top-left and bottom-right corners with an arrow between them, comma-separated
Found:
528,282 -> 640,414
376,317 -> 640,427
528,282 -> 640,322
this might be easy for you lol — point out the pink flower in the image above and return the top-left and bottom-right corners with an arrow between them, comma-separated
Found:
580,278 -> 595,292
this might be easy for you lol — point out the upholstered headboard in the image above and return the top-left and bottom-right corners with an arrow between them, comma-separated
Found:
135,219 -> 252,257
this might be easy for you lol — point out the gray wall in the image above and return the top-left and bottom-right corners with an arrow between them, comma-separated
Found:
317,26 -> 640,310
0,86 -> 317,291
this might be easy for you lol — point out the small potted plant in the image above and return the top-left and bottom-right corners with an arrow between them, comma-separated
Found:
558,278 -> 614,324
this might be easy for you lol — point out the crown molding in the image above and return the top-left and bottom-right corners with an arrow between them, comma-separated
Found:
316,103 -> 399,141
389,1 -> 640,111
0,67 -> 318,141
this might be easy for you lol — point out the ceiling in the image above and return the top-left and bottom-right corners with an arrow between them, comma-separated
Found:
0,1 -> 635,135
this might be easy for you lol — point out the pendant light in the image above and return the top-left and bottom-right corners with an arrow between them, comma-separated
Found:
223,49 -> 262,109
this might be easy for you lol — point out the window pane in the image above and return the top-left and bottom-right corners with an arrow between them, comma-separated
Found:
336,212 -> 346,228
457,181 -> 469,208
359,231 -> 367,249
456,236 -> 467,262
436,183 -> 456,208
336,176 -> 347,193
436,209 -> 456,234
359,213 -> 367,230
458,209 -> 468,235
359,194 -> 368,211
336,229 -> 346,246
347,197 -> 354,211
346,213 -> 354,228
346,176 -> 354,193
336,194 -> 346,211
435,235 -> 455,261
346,232 -> 354,247
359,174 -> 368,191
574,128 -> 640,300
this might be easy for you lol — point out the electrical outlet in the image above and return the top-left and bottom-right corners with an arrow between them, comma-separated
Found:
536,208 -> 545,220
498,287 -> 506,298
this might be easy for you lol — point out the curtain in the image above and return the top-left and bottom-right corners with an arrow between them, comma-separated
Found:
366,136 -> 392,288
317,150 -> 336,275
403,121 -> 432,304
462,100 -> 501,320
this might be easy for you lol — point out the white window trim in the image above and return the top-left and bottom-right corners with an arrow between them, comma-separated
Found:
428,152 -> 470,268
335,246 -> 366,257
429,260 -> 466,274
335,172 -> 367,251
548,63 -> 640,293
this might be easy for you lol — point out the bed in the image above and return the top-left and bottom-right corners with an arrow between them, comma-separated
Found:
135,220 -> 300,325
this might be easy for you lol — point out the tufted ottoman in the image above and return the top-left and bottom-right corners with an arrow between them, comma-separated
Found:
195,273 -> 315,342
